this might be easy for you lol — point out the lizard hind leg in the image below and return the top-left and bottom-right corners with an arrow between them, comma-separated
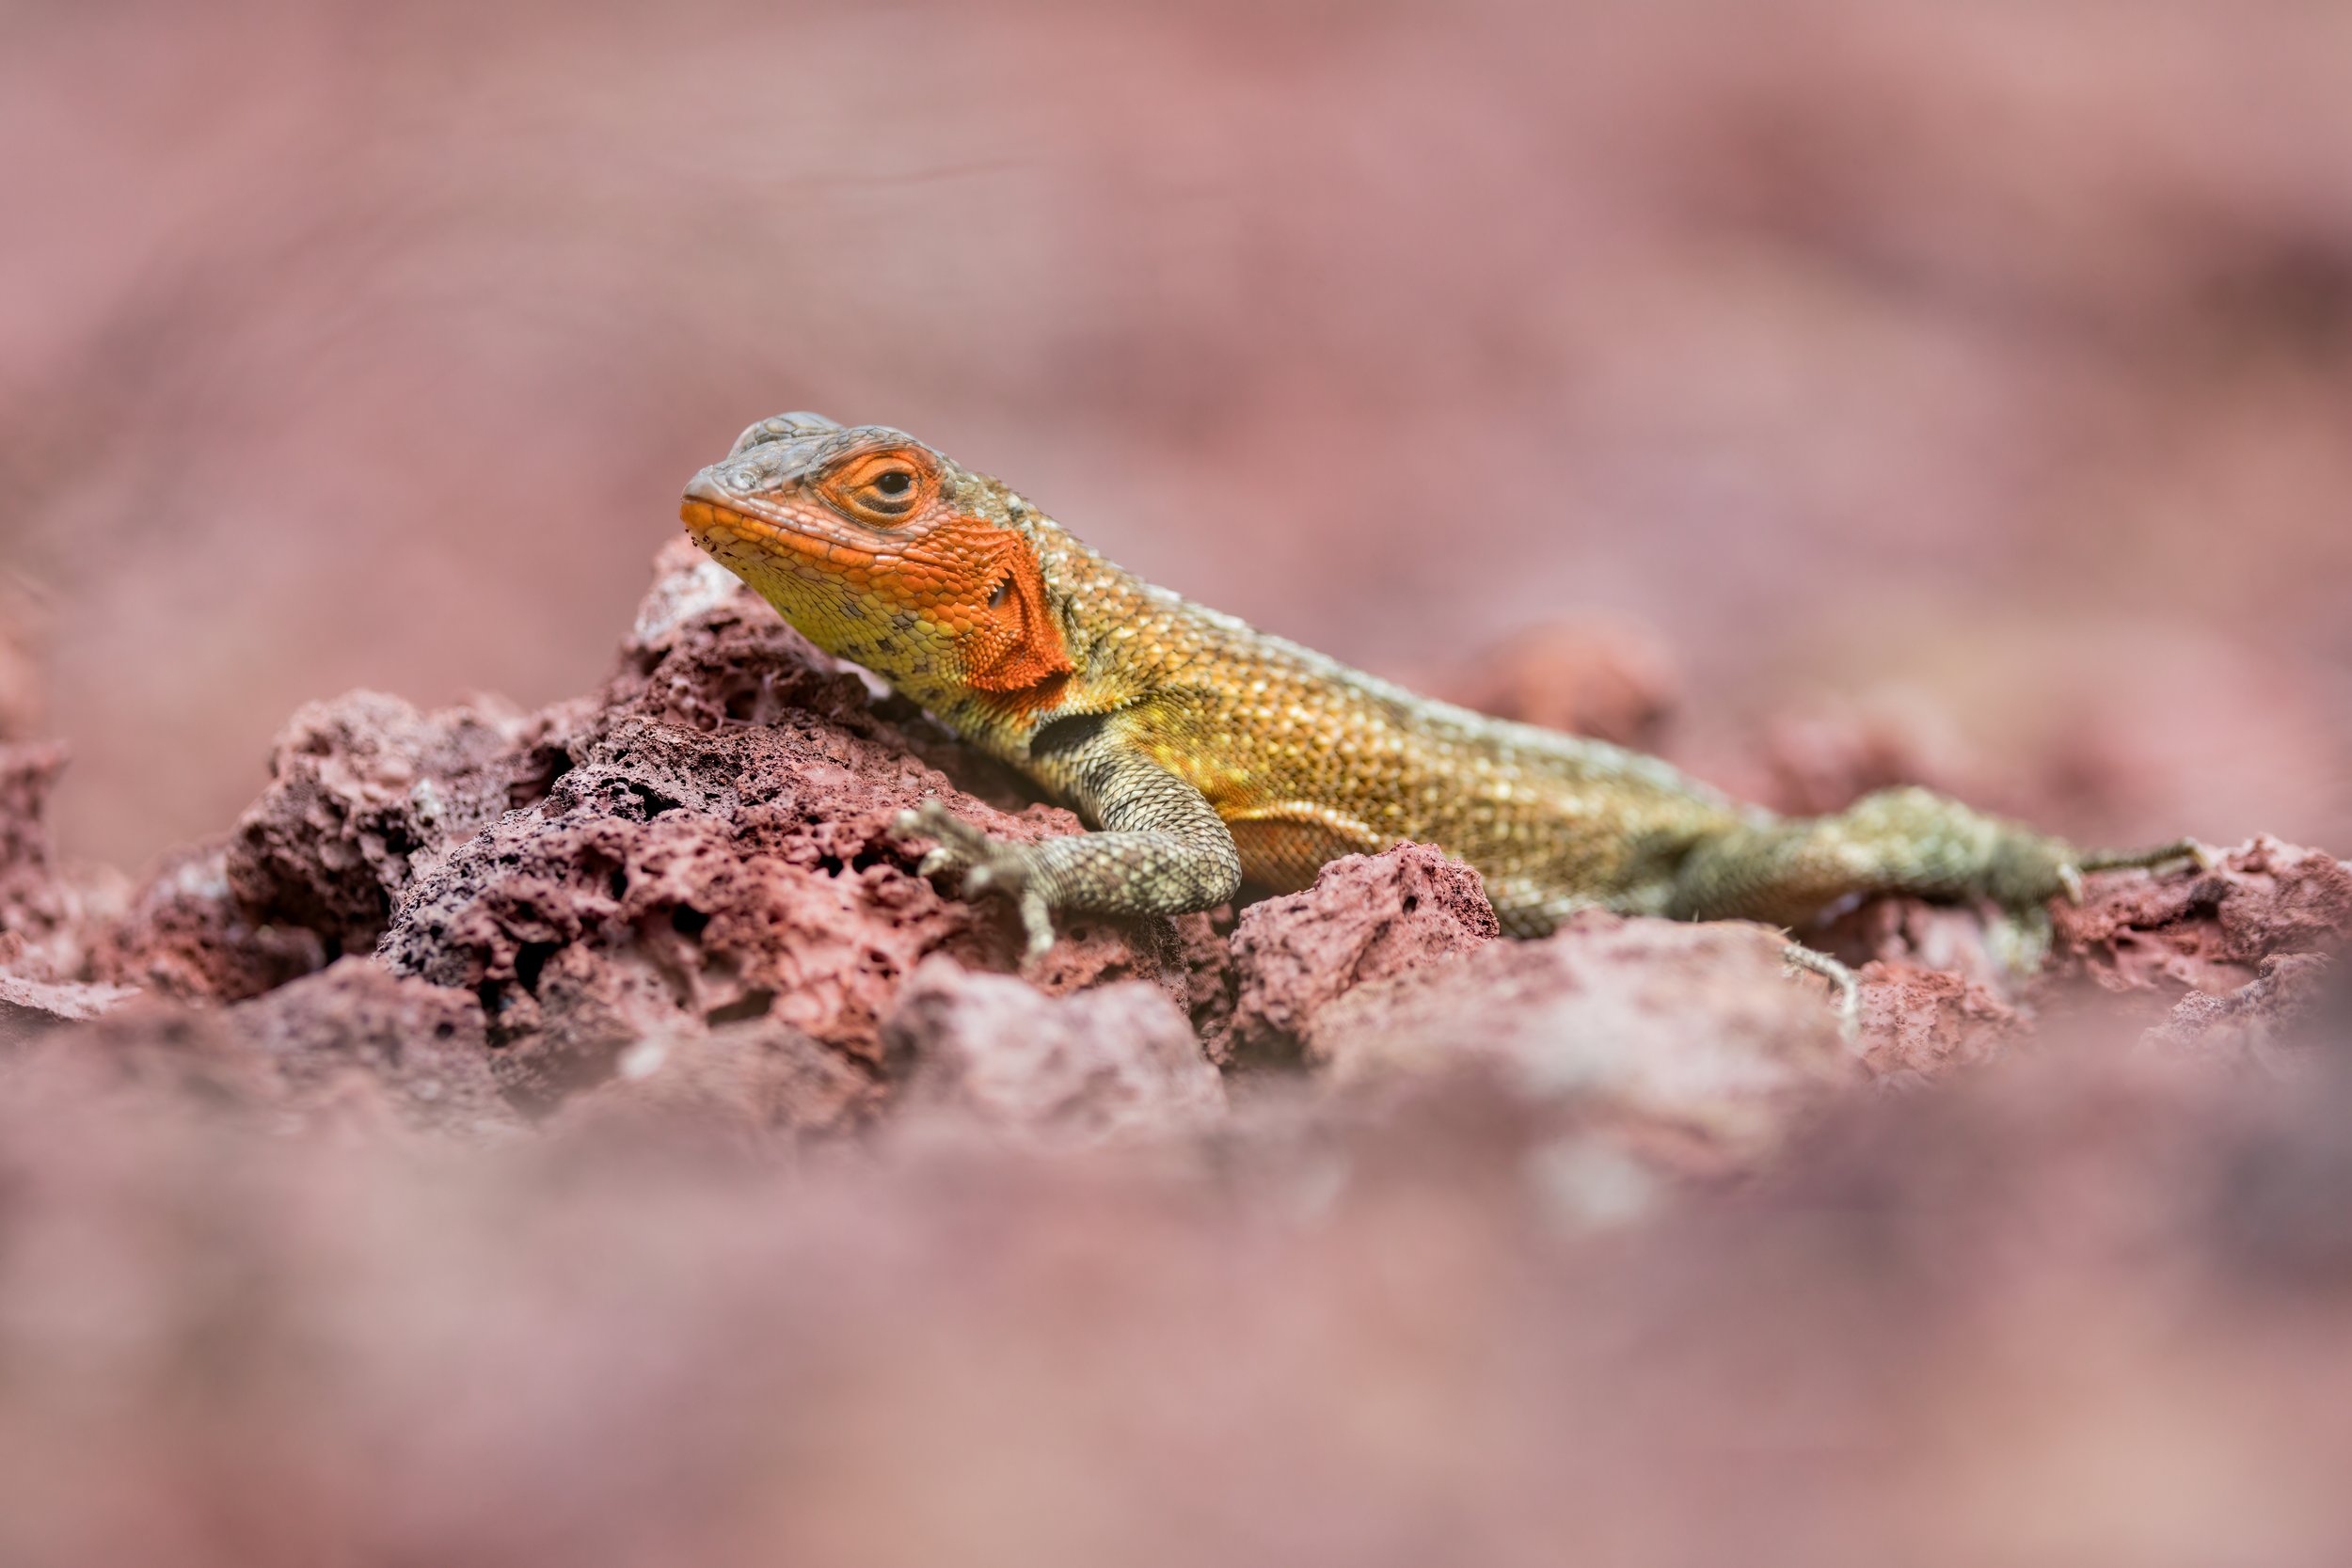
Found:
1668,786 -> 2197,971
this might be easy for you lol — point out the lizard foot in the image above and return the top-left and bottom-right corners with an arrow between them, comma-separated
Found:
893,800 -> 1058,959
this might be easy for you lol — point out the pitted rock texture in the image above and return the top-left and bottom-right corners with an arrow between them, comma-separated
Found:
367,542 -> 1209,1111
1853,961 -> 2019,1079
0,540 -> 2341,1170
227,690 -> 540,956
375,710 -> 1200,1111
2055,836 -> 2352,996
1219,844 -> 1500,1068
95,842 -> 325,1003
886,956 -> 1224,1148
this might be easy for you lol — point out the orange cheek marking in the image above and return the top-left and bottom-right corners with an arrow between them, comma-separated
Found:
956,532 -> 1072,707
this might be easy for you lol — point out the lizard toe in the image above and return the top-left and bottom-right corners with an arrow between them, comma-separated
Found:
1017,891 -> 1057,959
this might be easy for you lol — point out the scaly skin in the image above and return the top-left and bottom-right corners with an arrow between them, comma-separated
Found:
680,412 -> 2198,983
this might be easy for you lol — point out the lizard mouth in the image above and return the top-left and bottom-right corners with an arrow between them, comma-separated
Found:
680,473 -> 834,558
679,476 -> 894,595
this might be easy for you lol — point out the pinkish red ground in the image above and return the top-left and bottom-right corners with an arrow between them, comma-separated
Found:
0,540 -> 2345,1565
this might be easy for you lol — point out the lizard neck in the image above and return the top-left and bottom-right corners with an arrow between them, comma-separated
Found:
903,520 -> 1188,768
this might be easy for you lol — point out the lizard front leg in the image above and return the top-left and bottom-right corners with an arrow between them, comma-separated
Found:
895,723 -> 1243,958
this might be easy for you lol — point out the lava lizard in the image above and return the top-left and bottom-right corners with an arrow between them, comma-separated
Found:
681,412 -> 2198,1011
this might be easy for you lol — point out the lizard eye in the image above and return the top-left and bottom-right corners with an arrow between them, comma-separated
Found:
820,450 -> 933,526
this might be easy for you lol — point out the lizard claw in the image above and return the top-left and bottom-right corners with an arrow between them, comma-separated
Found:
891,799 -> 1063,958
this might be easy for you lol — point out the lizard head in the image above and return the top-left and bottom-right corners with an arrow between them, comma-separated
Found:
680,412 -> 1073,711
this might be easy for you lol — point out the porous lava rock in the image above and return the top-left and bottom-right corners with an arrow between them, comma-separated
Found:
1313,909 -> 1854,1162
1219,844 -> 1500,1068
375,541 -> 1210,1111
95,841 -> 326,1003
7,539 -> 2344,1158
226,690 -> 541,957
885,956 -> 1224,1148
2055,836 -> 2352,1063
2055,835 -> 2352,996
232,958 -> 516,1134
1852,961 -> 2019,1079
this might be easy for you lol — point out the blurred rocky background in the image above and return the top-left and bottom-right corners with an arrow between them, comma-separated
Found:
6,0 -> 2348,872
6,2 -> 2352,1563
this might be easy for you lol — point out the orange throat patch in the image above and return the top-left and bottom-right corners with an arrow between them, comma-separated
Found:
960,531 -> 1073,709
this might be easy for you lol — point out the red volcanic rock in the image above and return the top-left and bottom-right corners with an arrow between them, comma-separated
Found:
226,690 -> 539,956
886,957 -> 1224,1148
2052,836 -> 2352,1066
374,543 -> 1205,1112
1853,960 -> 2019,1079
1220,844 -> 1500,1067
2147,951 -> 2337,1068
2056,836 -> 2352,996
0,741 -> 63,908
0,740 -> 124,981
554,1017 -> 882,1148
1315,909 -> 1853,1162
0,971 -> 135,1048
1806,894 -> 2011,987
232,958 -> 517,1134
95,841 -> 325,1003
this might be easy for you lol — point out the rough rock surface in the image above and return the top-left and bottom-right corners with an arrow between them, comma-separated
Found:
95,841 -> 326,1003
1852,961 -> 2019,1079
227,690 -> 541,957
0,540 -> 2342,1565
376,544 -> 1210,1110
233,958 -> 517,1134
0,971 -> 135,1047
0,542 -> 2342,1153
887,956 -> 1225,1148
1316,909 -> 1854,1164
1219,844 -> 1500,1067
2055,835 -> 2352,996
